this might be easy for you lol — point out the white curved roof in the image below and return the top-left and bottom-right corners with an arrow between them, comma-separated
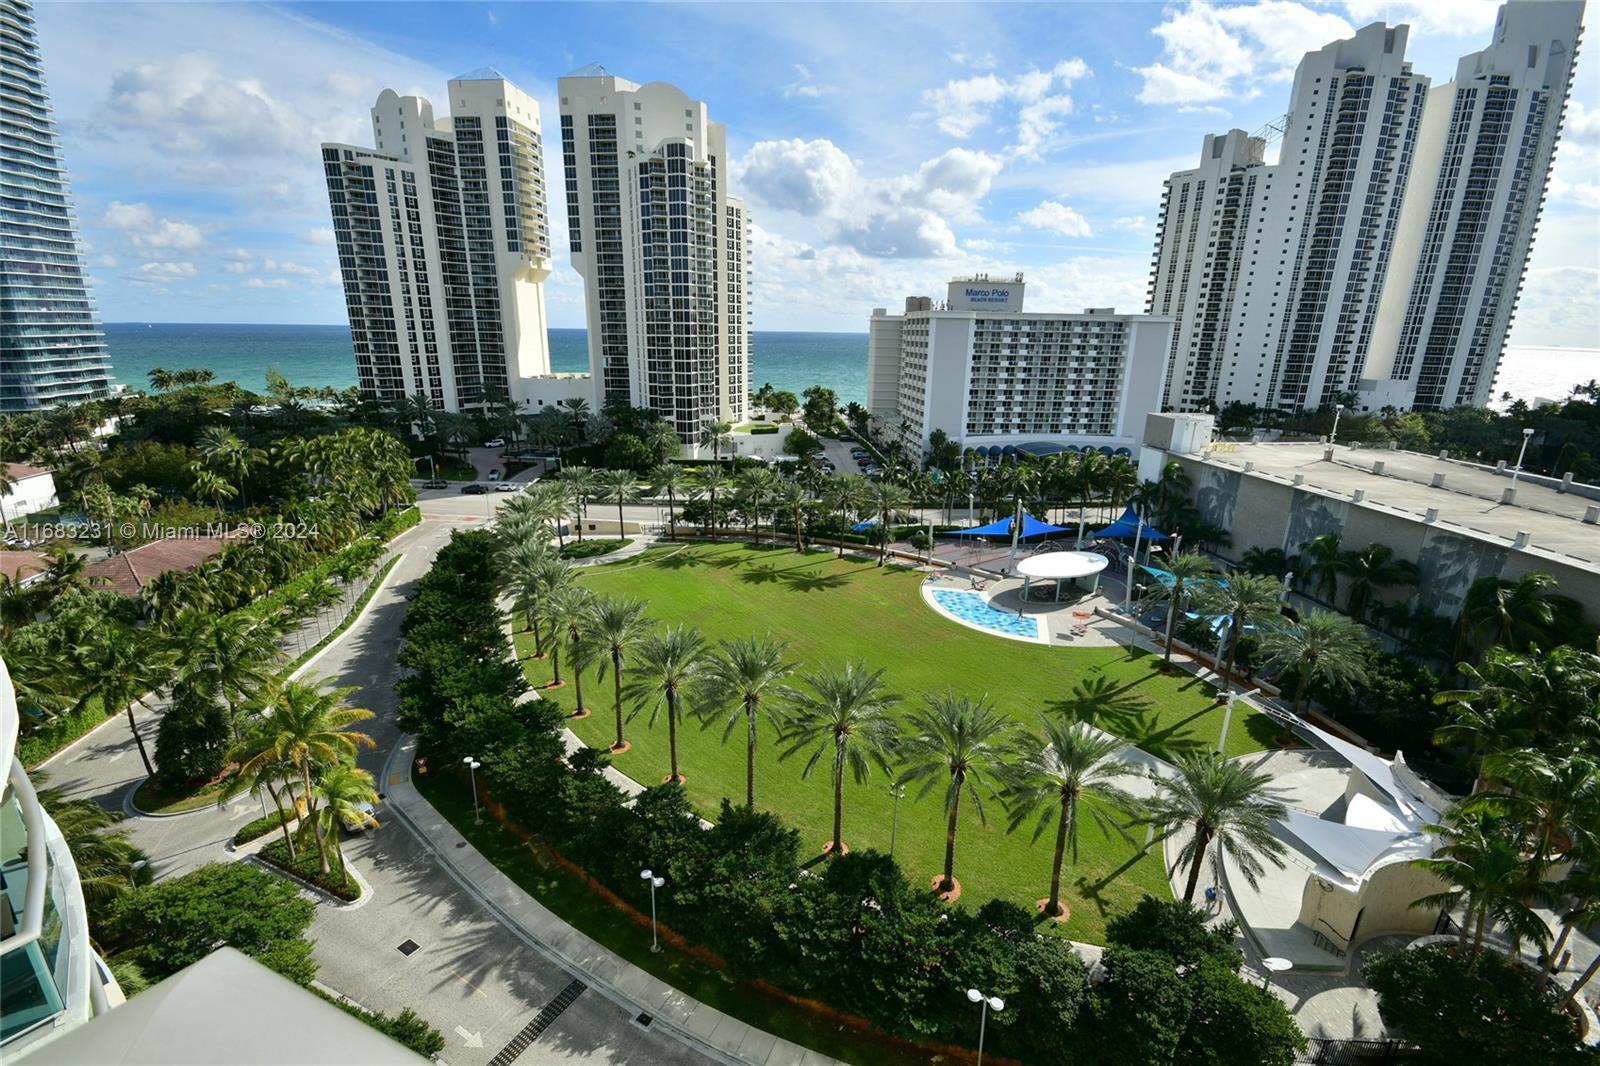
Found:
1015,551 -> 1109,580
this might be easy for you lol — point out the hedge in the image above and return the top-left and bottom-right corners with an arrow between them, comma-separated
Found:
234,807 -> 296,846
19,696 -> 107,770
258,837 -> 361,902
314,991 -> 446,1058
748,423 -> 781,435
560,538 -> 632,560
282,556 -> 401,676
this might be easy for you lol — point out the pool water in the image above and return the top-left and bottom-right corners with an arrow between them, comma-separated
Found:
929,589 -> 1043,641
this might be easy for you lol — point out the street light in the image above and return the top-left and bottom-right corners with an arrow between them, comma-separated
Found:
1511,427 -> 1535,487
888,783 -> 907,858
640,869 -> 666,952
1329,404 -> 1346,447
462,757 -> 482,824
966,987 -> 1005,1066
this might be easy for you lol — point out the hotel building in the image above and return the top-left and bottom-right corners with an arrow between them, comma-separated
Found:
1149,0 -> 1582,415
0,0 -> 112,412
557,66 -> 749,442
320,70 -> 558,414
867,275 -> 1172,460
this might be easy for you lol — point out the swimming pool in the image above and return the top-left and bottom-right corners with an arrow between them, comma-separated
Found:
927,588 -> 1045,643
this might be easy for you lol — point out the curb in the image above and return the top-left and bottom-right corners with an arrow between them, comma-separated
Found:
244,851 -> 373,911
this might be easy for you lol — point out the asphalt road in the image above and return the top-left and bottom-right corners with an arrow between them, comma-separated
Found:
39,501 -> 709,1066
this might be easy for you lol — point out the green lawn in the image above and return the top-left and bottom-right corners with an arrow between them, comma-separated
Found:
519,542 -> 1275,943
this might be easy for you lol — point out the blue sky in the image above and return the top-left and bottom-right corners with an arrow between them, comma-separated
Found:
40,1 -> 1600,345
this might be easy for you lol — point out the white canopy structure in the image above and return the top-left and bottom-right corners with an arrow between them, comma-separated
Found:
1016,550 -> 1108,600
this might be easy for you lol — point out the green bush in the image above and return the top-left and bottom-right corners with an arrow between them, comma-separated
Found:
368,504 -> 421,542
317,993 -> 446,1058
560,538 -> 631,560
258,837 -> 361,902
748,423 -> 780,435
19,696 -> 109,769
234,807 -> 295,846
153,682 -> 232,789
1365,945 -> 1587,1064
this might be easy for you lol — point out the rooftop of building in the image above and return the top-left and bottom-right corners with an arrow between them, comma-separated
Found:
83,534 -> 237,596
0,550 -> 48,585
1189,441 -> 1600,572
2,463 -> 51,481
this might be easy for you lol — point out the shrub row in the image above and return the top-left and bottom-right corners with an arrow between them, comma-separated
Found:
19,695 -> 106,770
234,807 -> 295,846
748,423 -> 781,435
560,538 -> 631,560
399,531 -> 1305,1065
258,837 -> 361,902
315,991 -> 446,1059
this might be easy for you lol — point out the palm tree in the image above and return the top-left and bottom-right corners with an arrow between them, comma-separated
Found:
1412,809 -> 1552,966
543,584 -> 594,705
35,784 -> 148,905
559,397 -> 591,442
1196,572 -> 1285,692
627,625 -> 712,783
734,466 -> 780,543
1137,752 -> 1289,904
560,466 -> 598,542
827,476 -> 872,558
591,597 -> 655,752
1153,552 -> 1216,667
774,481 -> 811,551
691,465 -> 729,535
313,762 -> 379,879
650,463 -> 689,541
867,480 -> 910,566
1454,572 -> 1579,661
595,468 -> 638,538
776,661 -> 901,856
1071,450 -> 1106,546
698,419 -> 732,462
697,635 -> 796,807
238,681 -> 375,875
1464,748 -> 1598,875
1001,717 -> 1140,917
1295,533 -> 1343,603
1257,610 -> 1370,716
1239,546 -> 1292,579
1337,543 -> 1418,621
897,692 -> 1013,893
221,721 -> 303,858
68,623 -> 175,777
1550,859 -> 1600,999
172,612 -> 284,739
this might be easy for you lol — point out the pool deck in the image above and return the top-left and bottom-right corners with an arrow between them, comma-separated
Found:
922,571 -> 1125,648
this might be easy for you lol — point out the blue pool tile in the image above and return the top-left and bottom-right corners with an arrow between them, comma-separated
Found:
930,589 -> 1042,640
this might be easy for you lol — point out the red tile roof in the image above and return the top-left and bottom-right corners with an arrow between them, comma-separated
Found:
84,536 -> 235,596
0,550 -> 48,585
3,463 -> 51,481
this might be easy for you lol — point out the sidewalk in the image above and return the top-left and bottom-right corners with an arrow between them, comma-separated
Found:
380,735 -> 844,1066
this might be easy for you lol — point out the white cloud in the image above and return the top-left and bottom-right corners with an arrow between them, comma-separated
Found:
131,261 -> 198,285
101,201 -> 206,250
1134,1 -> 1354,107
1110,215 -> 1152,233
782,64 -> 837,99
304,227 -> 336,246
245,277 -> 292,289
94,254 -> 119,269
735,139 -> 860,217
1015,200 -> 1094,238
922,58 -> 1091,151
1340,1 -> 1500,39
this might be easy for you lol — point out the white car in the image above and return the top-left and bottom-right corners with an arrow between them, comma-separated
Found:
494,481 -> 518,492
484,438 -> 505,448
486,469 -> 502,482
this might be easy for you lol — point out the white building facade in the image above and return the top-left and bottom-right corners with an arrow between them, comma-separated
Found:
320,70 -> 561,414
1149,1 -> 1582,415
557,66 -> 749,443
868,275 -> 1172,460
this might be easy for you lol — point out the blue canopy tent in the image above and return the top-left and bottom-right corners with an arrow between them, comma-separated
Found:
1091,506 -> 1170,542
945,513 -> 1069,538
851,518 -> 879,533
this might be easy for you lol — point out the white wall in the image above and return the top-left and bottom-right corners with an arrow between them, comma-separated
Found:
2,470 -> 57,519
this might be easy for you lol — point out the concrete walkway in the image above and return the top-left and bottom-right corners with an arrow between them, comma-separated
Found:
381,735 -> 843,1066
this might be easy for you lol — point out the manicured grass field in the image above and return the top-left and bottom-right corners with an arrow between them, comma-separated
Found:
519,542 -> 1275,943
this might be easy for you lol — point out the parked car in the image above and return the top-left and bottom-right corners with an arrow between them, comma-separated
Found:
483,438 -> 505,448
460,483 -> 488,495
850,449 -> 868,458
340,801 -> 379,832
422,478 -> 448,489
818,463 -> 836,473
494,481 -> 519,492
486,469 -> 502,482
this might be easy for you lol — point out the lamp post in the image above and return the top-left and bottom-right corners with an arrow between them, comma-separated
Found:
965,987 -> 1005,1066
1329,404 -> 1345,447
1511,427 -> 1535,487
888,783 -> 906,858
462,757 -> 482,824
1217,692 -> 1237,754
640,869 -> 666,952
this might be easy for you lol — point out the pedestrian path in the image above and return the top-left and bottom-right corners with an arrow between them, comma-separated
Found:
380,735 -> 845,1066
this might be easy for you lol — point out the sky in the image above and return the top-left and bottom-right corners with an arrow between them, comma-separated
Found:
39,0 -> 1600,347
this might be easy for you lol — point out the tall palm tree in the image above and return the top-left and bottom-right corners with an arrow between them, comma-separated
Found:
774,481 -> 811,551
698,419 -> 732,462
171,612 -> 284,739
691,466 -> 729,535
313,762 -> 379,879
1153,552 -> 1216,667
626,625 -> 712,783
868,480 -> 910,566
1550,860 -> 1600,999
1337,543 -> 1418,621
697,635 -> 796,807
595,468 -> 638,538
897,692 -> 1013,893
1412,809 -> 1552,966
1196,572 -> 1286,692
35,784 -> 148,905
221,721 -> 303,858
591,597 -> 655,752
1137,752 -> 1289,904
1257,610 -> 1370,716
238,682 -> 375,875
560,466 -> 598,542
650,463 -> 689,541
776,661 -> 901,856
1071,450 -> 1106,546
734,466 -> 780,543
1295,533 -> 1344,603
68,623 -> 175,778
542,584 -> 594,702
1001,717 -> 1140,917
827,476 -> 872,558
559,397 -> 591,442
1454,572 -> 1579,661
1464,748 -> 1599,875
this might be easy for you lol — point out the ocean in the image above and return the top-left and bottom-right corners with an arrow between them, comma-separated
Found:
101,323 -> 1600,410
102,323 -> 869,404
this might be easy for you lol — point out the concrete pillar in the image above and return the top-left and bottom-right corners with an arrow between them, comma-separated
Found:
1352,489 -> 1366,503
1424,508 -> 1439,523
1561,473 -> 1574,492
1292,474 -> 1305,486
1323,447 -> 1335,462
1513,531 -> 1532,549
1243,461 -> 1255,473
1583,505 -> 1599,525
1496,460 -> 1508,473
1372,461 -> 1385,476
1430,472 -> 1446,488
1501,487 -> 1517,505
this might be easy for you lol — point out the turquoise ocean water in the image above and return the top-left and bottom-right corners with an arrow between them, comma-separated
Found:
102,324 -> 869,404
